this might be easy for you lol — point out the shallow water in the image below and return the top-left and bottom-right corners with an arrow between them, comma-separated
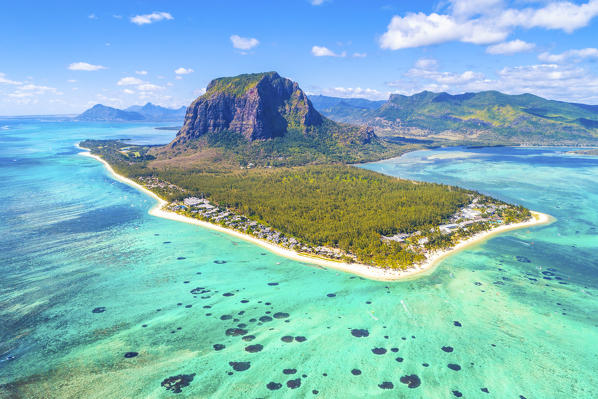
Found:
1,122 -> 597,398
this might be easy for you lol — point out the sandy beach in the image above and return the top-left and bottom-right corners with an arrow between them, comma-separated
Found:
78,145 -> 554,281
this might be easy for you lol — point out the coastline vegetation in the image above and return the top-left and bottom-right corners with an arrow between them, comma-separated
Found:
80,139 -> 531,269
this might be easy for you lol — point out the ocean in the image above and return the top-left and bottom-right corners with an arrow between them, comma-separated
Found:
1,120 -> 597,398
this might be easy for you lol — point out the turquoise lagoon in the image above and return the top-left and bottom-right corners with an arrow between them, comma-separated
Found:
1,120 -> 597,398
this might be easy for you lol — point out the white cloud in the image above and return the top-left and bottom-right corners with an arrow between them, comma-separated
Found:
113,15 -> 122,19
117,77 -> 144,86
352,52 -> 367,58
175,76 -> 183,80
310,0 -> 328,5
487,39 -> 535,55
137,83 -> 164,92
317,86 -> 386,100
385,58 -> 598,104
380,0 -> 598,50
0,73 -> 22,85
311,45 -> 345,57
88,13 -> 97,20
230,35 -> 259,50
123,89 -> 135,94
414,58 -> 438,69
68,62 -> 107,71
174,67 -> 194,75
538,48 -> 598,63
135,70 -> 148,75
67,79 -> 77,83
130,11 -> 173,25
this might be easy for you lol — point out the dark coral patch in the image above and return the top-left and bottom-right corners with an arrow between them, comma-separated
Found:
222,292 -> 234,297
124,352 -> 138,358
516,256 -> 530,263
351,329 -> 369,337
220,315 -> 232,320
295,336 -> 307,342
281,336 -> 294,343
242,335 -> 255,342
161,374 -> 195,394
229,361 -> 250,372
267,382 -> 282,390
391,348 -> 399,353
245,344 -> 263,353
283,368 -> 297,375
351,369 -> 362,375
213,344 -> 225,351
287,378 -> 301,389
378,382 -> 394,389
177,257 -> 186,260
453,321 -> 462,327
225,328 -> 247,336
273,312 -> 289,319
453,390 -> 463,397
92,307 -> 106,313
214,260 -> 227,264
481,388 -> 489,393
400,374 -> 421,389
259,316 -> 273,322
447,364 -> 461,371
268,282 -> 279,286
372,347 -> 387,355
442,346 -> 454,353
327,293 -> 336,297
395,357 -> 404,362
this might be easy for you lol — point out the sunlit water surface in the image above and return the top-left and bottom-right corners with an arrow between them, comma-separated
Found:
1,120 -> 597,398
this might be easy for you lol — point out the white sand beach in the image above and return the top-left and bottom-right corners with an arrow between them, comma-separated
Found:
78,145 -> 554,282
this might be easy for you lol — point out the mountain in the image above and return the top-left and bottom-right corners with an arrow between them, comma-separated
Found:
125,103 -> 186,121
314,91 -> 598,145
309,95 -> 386,124
153,72 -> 404,168
76,103 -> 185,122
76,104 -> 145,122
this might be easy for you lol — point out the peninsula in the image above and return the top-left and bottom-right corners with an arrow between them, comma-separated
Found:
80,72 -> 550,280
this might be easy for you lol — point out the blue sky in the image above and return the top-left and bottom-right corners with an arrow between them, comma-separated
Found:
2,0 -> 598,115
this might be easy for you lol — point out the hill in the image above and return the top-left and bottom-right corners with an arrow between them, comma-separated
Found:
76,104 -> 145,122
153,72 -> 408,168
312,91 -> 598,145
309,95 -> 386,124
76,103 -> 185,122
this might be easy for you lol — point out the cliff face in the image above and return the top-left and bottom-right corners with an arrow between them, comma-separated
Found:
172,72 -> 322,146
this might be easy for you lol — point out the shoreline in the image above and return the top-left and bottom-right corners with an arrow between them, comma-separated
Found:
77,144 -> 554,281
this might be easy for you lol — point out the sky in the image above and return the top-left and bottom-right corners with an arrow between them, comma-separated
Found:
1,0 -> 598,115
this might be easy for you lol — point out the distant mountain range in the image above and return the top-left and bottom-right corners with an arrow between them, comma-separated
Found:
76,103 -> 186,122
309,91 -> 598,145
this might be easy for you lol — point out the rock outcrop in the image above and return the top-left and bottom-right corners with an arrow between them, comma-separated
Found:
172,72 -> 323,146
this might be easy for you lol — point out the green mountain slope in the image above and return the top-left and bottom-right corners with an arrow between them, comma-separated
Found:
314,91 -> 598,145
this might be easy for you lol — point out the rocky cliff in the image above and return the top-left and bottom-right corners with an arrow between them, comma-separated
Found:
171,72 -> 322,146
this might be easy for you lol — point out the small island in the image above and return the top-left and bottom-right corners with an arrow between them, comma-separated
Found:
80,72 -> 551,280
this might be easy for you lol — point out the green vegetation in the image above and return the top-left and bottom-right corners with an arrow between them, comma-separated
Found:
80,140 -> 530,269
205,72 -> 273,97
313,90 -> 598,145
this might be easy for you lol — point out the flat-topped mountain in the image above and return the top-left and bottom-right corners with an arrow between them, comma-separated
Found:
155,72 -> 403,168
311,90 -> 598,145
172,72 -> 322,146
76,103 -> 185,122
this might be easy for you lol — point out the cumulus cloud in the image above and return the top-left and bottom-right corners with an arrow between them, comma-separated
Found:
386,58 -> 598,104
352,52 -> 367,58
117,77 -> 144,86
538,48 -> 598,63
68,62 -> 107,71
174,67 -> 194,75
487,39 -> 535,55
0,72 -> 22,85
380,0 -> 598,50
230,35 -> 259,50
135,70 -> 148,75
130,11 -> 173,25
310,0 -> 328,5
317,86 -> 386,100
311,46 -> 345,57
